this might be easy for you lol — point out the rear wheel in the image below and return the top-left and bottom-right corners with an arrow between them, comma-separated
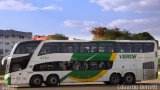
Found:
30,75 -> 43,87
124,73 -> 135,84
46,75 -> 59,87
109,74 -> 121,85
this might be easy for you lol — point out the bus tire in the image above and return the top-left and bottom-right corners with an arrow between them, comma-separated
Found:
46,74 -> 59,87
30,75 -> 43,87
124,73 -> 135,85
109,73 -> 121,85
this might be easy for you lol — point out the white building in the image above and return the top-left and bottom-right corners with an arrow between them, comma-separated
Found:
0,29 -> 32,57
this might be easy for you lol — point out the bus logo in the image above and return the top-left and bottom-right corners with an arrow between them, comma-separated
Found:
119,54 -> 137,59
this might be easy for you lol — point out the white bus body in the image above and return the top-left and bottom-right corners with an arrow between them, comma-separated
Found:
2,40 -> 158,87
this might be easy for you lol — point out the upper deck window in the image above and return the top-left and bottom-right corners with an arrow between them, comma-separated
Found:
80,43 -> 97,53
39,43 -> 60,55
61,43 -> 79,53
116,43 -> 132,53
14,41 -> 41,54
143,43 -> 154,52
98,43 -> 114,52
132,43 -> 143,53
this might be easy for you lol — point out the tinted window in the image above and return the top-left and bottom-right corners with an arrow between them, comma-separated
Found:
9,55 -> 31,73
39,43 -> 60,55
33,61 -> 113,71
116,43 -> 132,53
143,43 -> 154,52
90,44 -> 97,53
61,43 -> 79,53
132,43 -> 143,53
98,43 -> 114,52
80,43 -> 97,53
14,41 -> 41,54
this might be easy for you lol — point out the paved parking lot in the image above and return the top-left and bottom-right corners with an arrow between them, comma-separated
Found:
0,81 -> 160,90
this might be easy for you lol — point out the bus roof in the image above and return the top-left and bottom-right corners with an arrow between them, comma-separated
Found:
43,40 -> 156,43
17,40 -> 157,44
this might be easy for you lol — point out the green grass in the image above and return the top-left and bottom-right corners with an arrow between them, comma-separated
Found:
0,75 -> 4,80
158,75 -> 160,80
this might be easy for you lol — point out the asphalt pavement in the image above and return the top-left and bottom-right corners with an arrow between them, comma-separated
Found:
0,82 -> 160,90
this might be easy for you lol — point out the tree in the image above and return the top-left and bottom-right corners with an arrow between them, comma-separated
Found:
90,27 -> 155,40
132,32 -> 155,40
90,27 -> 106,40
47,33 -> 68,40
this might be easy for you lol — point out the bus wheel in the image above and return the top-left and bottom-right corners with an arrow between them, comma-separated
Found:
124,73 -> 135,84
109,73 -> 121,85
30,75 -> 43,87
46,75 -> 59,87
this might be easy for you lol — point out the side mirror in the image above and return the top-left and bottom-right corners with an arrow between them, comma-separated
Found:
1,55 -> 11,65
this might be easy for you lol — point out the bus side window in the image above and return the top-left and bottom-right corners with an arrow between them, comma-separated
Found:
116,43 -> 132,53
143,43 -> 154,52
39,43 -> 60,55
99,61 -> 113,70
80,45 -> 90,53
123,43 -> 132,53
73,62 -> 80,70
98,43 -> 114,53
98,45 -> 105,52
61,43 -> 74,53
90,44 -> 97,53
89,62 -> 99,70
116,43 -> 123,53
132,43 -> 143,53
79,62 -> 88,70
11,63 -> 21,72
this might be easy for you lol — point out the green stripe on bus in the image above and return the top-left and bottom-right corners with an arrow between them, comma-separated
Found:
60,53 -> 112,82
71,53 -> 112,61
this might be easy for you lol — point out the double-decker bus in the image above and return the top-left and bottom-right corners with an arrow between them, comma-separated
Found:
1,40 -> 158,87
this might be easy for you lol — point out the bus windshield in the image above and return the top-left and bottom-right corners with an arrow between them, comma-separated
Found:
14,41 -> 41,54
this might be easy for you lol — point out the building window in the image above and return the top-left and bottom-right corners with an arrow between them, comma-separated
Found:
5,42 -> 10,45
0,42 -> 3,45
11,41 -> 15,45
5,49 -> 10,53
0,49 -> 3,55
12,35 -> 15,38
5,35 -> 9,38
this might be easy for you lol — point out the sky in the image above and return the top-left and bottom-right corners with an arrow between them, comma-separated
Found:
0,0 -> 160,41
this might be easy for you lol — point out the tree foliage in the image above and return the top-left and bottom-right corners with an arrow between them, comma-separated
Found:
47,33 -> 68,40
91,27 -> 155,40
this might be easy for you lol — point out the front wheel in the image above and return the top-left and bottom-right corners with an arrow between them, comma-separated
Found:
30,75 -> 43,87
